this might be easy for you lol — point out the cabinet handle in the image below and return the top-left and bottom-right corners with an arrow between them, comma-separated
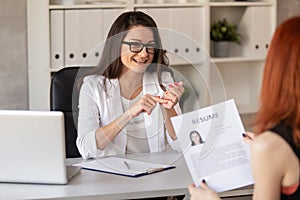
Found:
82,52 -> 87,58
54,54 -> 60,59
69,53 -> 74,59
255,45 -> 259,50
185,48 -> 189,53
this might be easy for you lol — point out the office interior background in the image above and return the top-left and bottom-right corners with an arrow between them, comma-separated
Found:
0,1 -> 299,199
0,0 -> 299,127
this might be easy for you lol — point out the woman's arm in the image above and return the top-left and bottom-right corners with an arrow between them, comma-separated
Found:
78,77 -> 174,156
78,78 -> 161,156
251,132 -> 289,200
95,94 -> 166,149
160,81 -> 185,140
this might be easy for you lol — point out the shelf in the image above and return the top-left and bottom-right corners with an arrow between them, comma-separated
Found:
28,0 -> 276,112
210,1 -> 272,7
211,56 -> 265,63
49,4 -> 127,9
134,2 -> 205,8
50,68 -> 60,72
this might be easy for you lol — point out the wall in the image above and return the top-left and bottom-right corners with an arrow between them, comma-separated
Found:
0,0 -> 299,110
0,0 -> 27,109
277,0 -> 300,25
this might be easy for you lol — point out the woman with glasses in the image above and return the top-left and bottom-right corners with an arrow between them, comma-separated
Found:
76,11 -> 185,159
188,16 -> 300,200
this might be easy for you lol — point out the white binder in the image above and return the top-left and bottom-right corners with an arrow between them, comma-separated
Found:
50,10 -> 64,70
239,6 -> 273,58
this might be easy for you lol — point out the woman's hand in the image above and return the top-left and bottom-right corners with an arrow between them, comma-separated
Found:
127,94 -> 167,118
161,81 -> 185,109
242,131 -> 256,145
188,181 -> 220,200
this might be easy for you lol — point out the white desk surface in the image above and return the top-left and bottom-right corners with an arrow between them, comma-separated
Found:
0,151 -> 253,200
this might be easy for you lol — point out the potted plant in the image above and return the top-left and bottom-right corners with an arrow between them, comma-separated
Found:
210,18 -> 241,57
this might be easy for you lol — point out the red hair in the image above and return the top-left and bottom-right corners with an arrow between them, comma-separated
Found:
255,16 -> 300,146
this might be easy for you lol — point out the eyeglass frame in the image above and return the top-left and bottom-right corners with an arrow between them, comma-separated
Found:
122,41 -> 157,54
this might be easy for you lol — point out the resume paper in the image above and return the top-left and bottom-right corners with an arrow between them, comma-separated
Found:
171,99 -> 254,192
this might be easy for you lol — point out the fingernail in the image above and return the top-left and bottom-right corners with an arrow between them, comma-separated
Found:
202,179 -> 206,183
165,91 -> 169,94
174,82 -> 179,86
242,133 -> 246,137
168,84 -> 173,88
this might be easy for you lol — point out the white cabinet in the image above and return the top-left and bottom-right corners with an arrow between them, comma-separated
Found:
209,1 -> 276,113
27,0 -> 276,114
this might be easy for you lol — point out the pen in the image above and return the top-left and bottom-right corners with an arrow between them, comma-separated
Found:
123,161 -> 130,169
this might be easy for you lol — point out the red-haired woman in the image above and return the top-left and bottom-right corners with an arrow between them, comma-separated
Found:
188,16 -> 300,200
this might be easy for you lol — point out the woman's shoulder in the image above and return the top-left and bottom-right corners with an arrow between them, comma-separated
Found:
83,74 -> 104,81
251,131 -> 294,164
82,75 -> 105,86
252,131 -> 286,152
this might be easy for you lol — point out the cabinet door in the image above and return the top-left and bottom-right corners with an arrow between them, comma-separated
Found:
239,6 -> 273,58
137,7 -> 206,65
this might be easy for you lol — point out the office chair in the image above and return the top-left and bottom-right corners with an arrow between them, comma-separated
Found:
50,66 -> 93,158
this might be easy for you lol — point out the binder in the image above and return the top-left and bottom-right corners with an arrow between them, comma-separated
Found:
50,10 -> 64,70
239,6 -> 273,58
76,156 -> 175,177
65,9 -> 103,67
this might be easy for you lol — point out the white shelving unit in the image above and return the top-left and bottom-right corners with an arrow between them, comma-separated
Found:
27,0 -> 276,115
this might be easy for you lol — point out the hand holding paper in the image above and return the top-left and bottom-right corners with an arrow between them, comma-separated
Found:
171,99 -> 253,192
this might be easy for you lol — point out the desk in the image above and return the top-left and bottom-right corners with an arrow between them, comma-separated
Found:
0,151 -> 253,200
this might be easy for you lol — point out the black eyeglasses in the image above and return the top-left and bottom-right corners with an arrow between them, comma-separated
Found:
122,41 -> 157,54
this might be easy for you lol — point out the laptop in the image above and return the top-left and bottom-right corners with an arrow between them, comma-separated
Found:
0,110 -> 81,184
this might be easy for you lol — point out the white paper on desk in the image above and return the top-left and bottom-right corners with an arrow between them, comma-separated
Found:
75,157 -> 175,177
171,99 -> 254,192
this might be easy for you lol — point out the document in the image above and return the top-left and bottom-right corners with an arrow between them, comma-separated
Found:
76,157 -> 175,177
171,99 -> 254,192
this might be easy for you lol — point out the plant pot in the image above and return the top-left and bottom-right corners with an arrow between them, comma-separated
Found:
212,41 -> 230,58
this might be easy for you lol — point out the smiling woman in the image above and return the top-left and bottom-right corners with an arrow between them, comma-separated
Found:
120,25 -> 155,75
76,11 -> 185,159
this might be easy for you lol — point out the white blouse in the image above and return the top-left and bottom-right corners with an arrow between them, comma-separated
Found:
77,71 -> 182,159
121,92 -> 150,153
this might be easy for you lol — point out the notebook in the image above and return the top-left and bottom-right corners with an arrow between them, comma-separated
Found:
0,110 -> 81,184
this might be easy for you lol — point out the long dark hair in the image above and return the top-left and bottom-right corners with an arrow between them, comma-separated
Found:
190,130 -> 204,146
79,11 -> 170,89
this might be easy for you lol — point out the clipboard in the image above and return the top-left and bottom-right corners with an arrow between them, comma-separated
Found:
76,157 -> 175,177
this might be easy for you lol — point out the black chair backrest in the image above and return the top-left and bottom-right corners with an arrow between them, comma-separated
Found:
50,66 -> 93,158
